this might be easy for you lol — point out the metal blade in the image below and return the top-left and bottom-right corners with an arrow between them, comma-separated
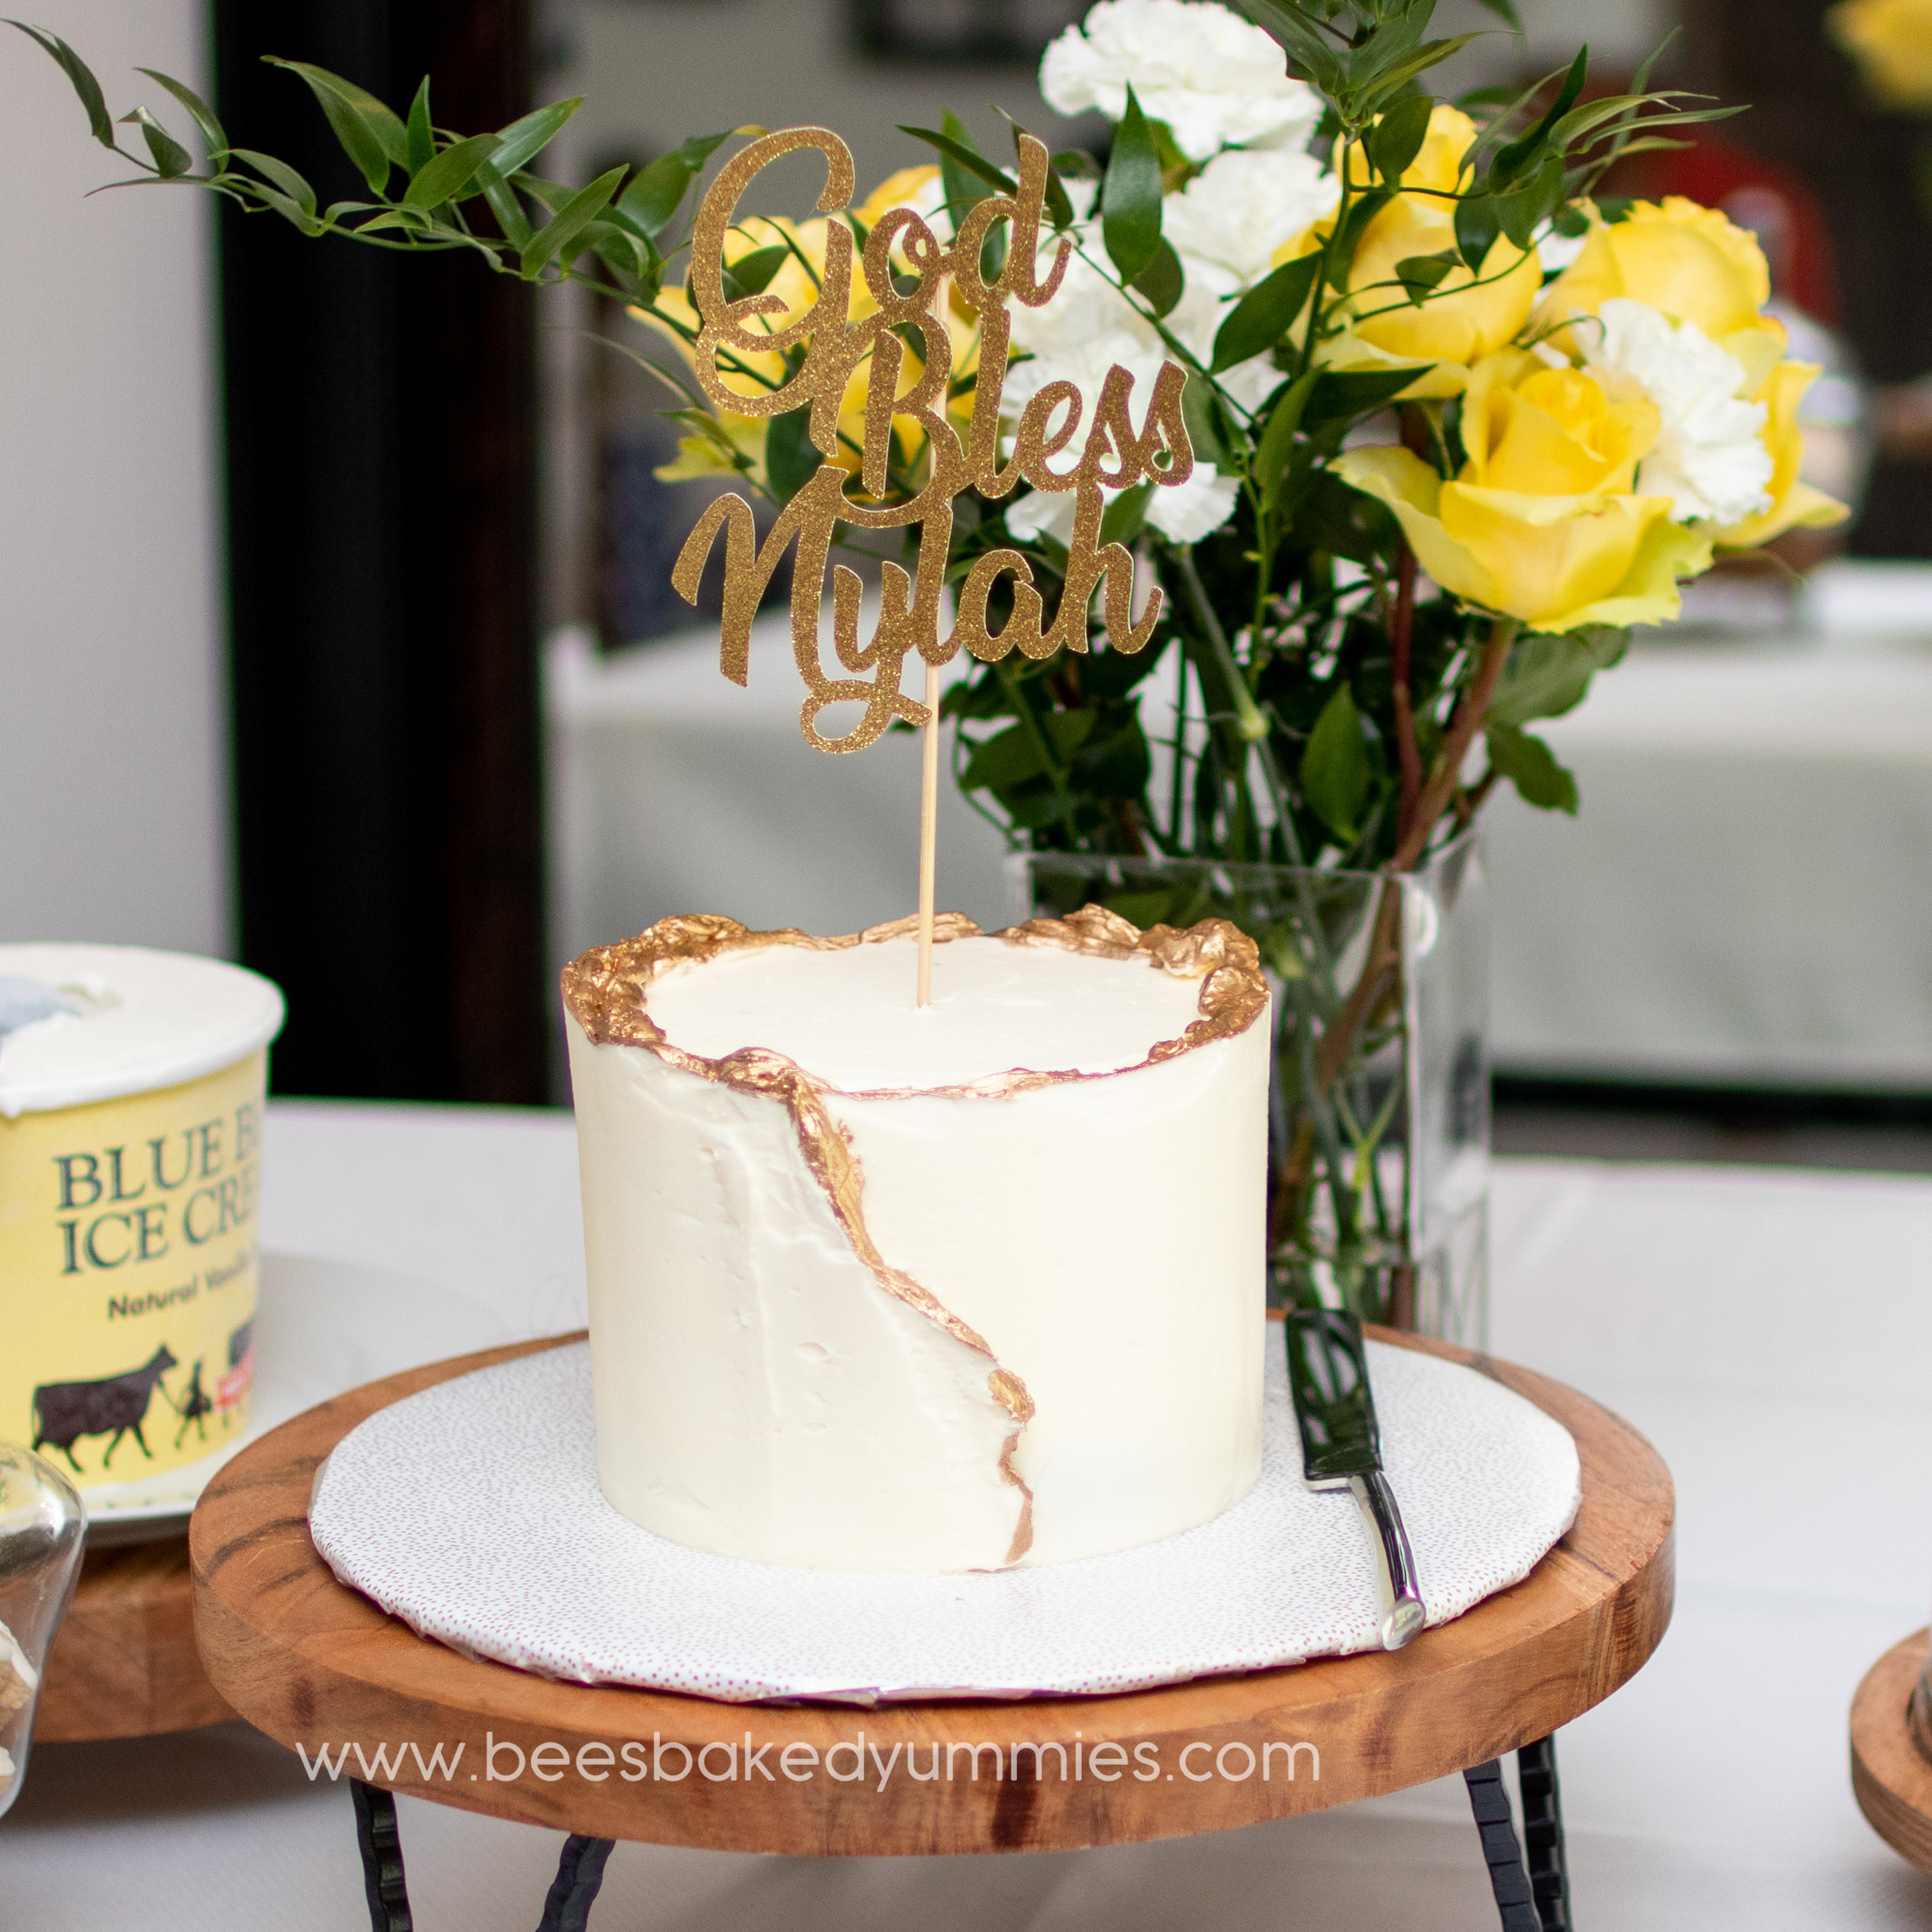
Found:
1284,1308 -> 1383,1483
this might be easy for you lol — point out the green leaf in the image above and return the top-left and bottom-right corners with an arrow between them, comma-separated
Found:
403,131 -> 501,209
675,129 -> 741,171
513,172 -> 577,216
1394,250 -> 1457,304
1300,468 -> 1400,563
1230,0 -> 1346,93
1495,152 -> 1566,250
1486,625 -> 1628,727
1454,192 -> 1501,271
1132,236 -> 1185,318
1040,152 -> 1075,229
1304,365 -> 1430,425
621,152 -> 696,240
1101,84 -> 1162,285
404,78 -> 434,177
120,107 -> 192,180
1352,38 -> 1485,119
896,124 -> 1017,199
519,164 -> 626,277
1332,185 -> 1394,267
1255,369 -> 1316,512
228,147 -> 318,218
1549,94 -> 1648,151
1471,0 -> 1522,26
1366,94 -> 1434,184
765,405 -> 821,507
1182,369 -> 1233,469
266,59 -> 409,195
1347,5 -> 1430,87
938,109 -> 996,223
134,69 -> 226,158
1300,685 -> 1371,838
1485,723 -> 1577,812
722,243 -> 788,297
1494,46 -> 1588,182
1210,252 -> 1321,372
491,97 -> 584,179
474,161 -> 532,247
7,22 -> 113,145
1100,482 -> 1153,546
961,712 -> 1093,791
230,182 -> 321,232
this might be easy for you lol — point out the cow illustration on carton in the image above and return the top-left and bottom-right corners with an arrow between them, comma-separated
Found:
32,1346 -> 179,1473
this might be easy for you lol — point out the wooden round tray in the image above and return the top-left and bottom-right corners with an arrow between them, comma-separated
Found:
1851,1628 -> 1932,1873
192,1328 -> 1673,1855
36,1537 -> 232,1743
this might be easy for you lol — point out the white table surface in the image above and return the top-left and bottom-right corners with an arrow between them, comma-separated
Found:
4,1099 -> 1930,1930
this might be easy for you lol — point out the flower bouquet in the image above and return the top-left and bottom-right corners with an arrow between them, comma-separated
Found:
17,0 -> 1848,1327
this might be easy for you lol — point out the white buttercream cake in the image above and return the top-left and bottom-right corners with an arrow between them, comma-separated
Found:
562,907 -> 1270,1573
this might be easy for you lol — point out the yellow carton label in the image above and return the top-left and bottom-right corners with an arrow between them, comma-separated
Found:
0,1052 -> 264,1486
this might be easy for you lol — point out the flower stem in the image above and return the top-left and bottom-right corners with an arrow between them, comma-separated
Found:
1391,544 -> 1421,848
1392,614 -> 1519,872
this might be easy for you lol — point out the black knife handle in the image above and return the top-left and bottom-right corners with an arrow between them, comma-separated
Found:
1350,1470 -> 1427,1649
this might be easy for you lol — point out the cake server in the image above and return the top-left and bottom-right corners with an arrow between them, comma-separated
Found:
1283,1308 -> 1427,1651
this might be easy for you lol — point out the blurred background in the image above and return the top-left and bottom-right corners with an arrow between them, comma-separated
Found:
7,0 -> 1932,1169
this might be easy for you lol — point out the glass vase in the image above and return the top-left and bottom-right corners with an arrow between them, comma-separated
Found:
0,1443 -> 86,1819
1011,833 -> 1490,1345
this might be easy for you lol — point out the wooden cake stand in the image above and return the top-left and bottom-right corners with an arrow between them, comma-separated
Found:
192,1329 -> 1673,1930
1850,1629 -> 1932,1874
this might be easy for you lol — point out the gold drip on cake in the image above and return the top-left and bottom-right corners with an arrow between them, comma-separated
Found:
561,906 -> 1267,1566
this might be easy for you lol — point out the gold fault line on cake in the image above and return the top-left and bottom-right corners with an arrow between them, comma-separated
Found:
294,1734 -> 1321,1791
562,906 -> 1268,1568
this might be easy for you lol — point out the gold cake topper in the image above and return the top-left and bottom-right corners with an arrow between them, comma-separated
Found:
668,126 -> 1193,1001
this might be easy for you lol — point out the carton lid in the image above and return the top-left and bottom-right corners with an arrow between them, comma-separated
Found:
0,944 -> 285,1118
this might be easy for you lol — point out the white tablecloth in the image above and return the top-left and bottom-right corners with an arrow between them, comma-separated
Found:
549,560 -> 1932,1091
4,1100 -> 1930,1930
1485,628 -> 1932,1089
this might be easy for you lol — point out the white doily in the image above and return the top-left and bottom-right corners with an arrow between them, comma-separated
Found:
308,1338 -> 1580,1704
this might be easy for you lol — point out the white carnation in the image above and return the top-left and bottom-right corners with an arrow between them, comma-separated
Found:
1145,464 -> 1241,540
1583,297 -> 1773,526
1041,0 -> 1323,162
1163,148 -> 1338,292
1002,464 -> 1240,546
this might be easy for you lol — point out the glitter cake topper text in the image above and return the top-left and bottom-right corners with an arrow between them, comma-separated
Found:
671,128 -> 1194,753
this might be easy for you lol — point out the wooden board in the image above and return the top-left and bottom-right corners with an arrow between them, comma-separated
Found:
36,1537 -> 233,1743
191,1329 -> 1674,1856
1851,1629 -> 1932,1874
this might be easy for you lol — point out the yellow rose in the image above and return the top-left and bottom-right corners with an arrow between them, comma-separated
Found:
1334,351 -> 1711,631
1321,106 -> 1541,396
1711,354 -> 1852,548
1828,0 -> 1932,107
1538,206 -> 1848,546
1537,198 -> 1770,339
645,183 -> 968,492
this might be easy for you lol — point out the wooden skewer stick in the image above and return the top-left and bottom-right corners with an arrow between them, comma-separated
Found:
917,661 -> 940,1008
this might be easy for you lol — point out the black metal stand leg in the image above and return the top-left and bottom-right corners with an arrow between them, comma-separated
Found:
349,1780 -> 614,1932
536,1835 -> 617,1932
1463,1736 -> 1574,1932
1464,1758 -> 1539,1930
352,1780 -> 413,1932
1517,1735 -> 1573,1930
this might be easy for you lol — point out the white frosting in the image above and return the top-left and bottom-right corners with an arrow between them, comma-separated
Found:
567,934 -> 1269,1573
0,945 -> 285,1118
645,934 -> 1206,1089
